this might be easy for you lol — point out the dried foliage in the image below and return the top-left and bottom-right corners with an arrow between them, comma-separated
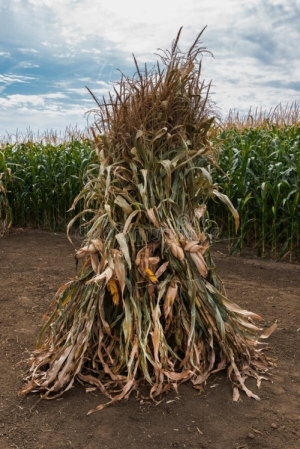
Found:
0,125 -> 90,147
20,28 -> 275,413
223,101 -> 300,130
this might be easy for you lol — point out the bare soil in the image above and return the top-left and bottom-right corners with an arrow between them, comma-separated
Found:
1,229 -> 300,449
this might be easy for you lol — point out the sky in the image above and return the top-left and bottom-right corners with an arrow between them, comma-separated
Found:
0,0 -> 299,138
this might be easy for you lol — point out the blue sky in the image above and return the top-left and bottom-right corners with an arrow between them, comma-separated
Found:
0,0 -> 299,137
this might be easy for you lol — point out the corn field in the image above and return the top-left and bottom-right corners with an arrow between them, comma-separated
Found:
1,122 -> 299,261
0,139 -> 95,231
210,125 -> 300,261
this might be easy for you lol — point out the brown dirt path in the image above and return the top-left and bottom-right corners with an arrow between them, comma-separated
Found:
0,230 -> 300,449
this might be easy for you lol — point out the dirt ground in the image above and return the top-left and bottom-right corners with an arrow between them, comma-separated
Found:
0,229 -> 300,449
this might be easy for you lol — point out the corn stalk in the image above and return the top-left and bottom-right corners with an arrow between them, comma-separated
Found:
0,151 -> 12,236
20,28 -> 275,413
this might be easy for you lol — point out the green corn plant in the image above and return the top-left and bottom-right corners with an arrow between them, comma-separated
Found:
0,151 -> 12,236
210,125 -> 300,260
1,139 -> 95,230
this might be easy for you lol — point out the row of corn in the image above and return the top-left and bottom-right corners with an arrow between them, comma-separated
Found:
1,125 -> 299,260
0,139 -> 95,231
209,125 -> 300,261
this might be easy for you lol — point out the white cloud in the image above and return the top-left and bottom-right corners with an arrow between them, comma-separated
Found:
54,52 -> 76,59
0,51 -> 11,58
77,77 -> 93,83
19,62 -> 40,68
96,81 -> 111,88
0,104 -> 90,138
66,87 -> 109,96
66,88 -> 88,95
0,74 -> 35,85
0,92 -> 68,108
41,41 -> 62,48
18,47 -> 39,54
80,48 -> 101,55
45,93 -> 68,99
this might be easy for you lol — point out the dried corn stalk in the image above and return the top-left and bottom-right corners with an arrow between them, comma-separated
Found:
20,28 -> 275,413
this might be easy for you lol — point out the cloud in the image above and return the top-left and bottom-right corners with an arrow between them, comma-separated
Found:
261,80 -> 300,92
18,48 -> 39,54
0,52 -> 11,58
80,48 -> 101,55
0,74 -> 35,85
1,0 -> 300,133
0,103 -> 90,138
19,62 -> 40,68
66,87 -> 110,96
0,92 -> 68,108
54,52 -> 76,59
41,41 -> 62,48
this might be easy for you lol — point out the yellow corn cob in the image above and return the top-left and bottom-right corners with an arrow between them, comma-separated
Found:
108,279 -> 120,306
145,268 -> 159,284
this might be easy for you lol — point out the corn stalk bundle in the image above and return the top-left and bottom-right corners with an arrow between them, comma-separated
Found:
20,28 -> 275,413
